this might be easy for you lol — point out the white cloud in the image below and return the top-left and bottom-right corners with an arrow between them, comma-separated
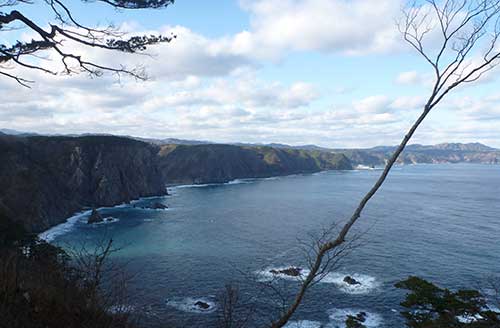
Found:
237,0 -> 404,57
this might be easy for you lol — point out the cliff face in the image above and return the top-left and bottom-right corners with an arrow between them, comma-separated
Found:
0,135 -> 166,232
0,136 -> 353,233
157,144 -> 352,184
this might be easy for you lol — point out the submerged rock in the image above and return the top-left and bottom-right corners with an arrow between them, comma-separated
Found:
151,202 -> 168,209
343,276 -> 361,285
194,301 -> 210,310
87,208 -> 103,224
270,267 -> 302,277
134,202 -> 168,210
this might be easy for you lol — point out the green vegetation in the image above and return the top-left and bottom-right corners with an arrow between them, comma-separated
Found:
396,276 -> 500,327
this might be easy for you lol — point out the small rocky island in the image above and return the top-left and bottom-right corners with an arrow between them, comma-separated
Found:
194,301 -> 211,310
87,208 -> 103,224
270,267 -> 303,277
343,276 -> 361,285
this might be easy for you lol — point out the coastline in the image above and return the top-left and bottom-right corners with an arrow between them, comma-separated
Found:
38,169 -> 348,242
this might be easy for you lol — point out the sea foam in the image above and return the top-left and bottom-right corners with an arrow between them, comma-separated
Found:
165,297 -> 217,314
38,210 -> 91,242
284,320 -> 323,328
257,267 -> 379,294
328,308 -> 383,327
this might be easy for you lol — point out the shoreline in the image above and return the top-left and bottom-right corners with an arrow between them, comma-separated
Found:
38,169 -> 344,242
37,162 -> 491,243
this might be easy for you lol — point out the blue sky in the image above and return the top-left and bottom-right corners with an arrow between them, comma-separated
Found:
1,0 -> 500,147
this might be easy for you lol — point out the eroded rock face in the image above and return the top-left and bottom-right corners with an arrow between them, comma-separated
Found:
270,267 -> 303,277
0,135 -> 167,232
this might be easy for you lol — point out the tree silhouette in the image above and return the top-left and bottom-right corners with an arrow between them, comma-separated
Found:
0,0 -> 175,87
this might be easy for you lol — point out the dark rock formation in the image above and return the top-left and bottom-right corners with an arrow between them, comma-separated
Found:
0,135 -> 167,232
343,276 -> 361,285
270,267 -> 302,277
87,208 -> 103,224
148,202 -> 168,210
194,301 -> 210,310
346,312 -> 367,327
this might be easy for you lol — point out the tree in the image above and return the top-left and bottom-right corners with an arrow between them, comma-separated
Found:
0,0 -> 175,87
396,276 -> 500,327
269,1 -> 500,327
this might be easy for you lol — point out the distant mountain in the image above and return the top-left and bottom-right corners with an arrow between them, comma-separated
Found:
338,142 -> 500,166
133,137 -> 211,146
1,129 -> 497,164
0,129 -> 39,136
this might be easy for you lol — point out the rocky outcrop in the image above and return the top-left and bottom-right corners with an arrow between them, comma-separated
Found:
194,301 -> 210,310
270,267 -> 303,277
87,208 -> 103,224
0,135 -> 166,232
343,276 -> 361,285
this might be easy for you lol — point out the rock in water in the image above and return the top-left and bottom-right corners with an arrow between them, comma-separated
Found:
87,208 -> 103,224
343,276 -> 361,285
151,202 -> 168,210
270,267 -> 302,277
194,301 -> 210,310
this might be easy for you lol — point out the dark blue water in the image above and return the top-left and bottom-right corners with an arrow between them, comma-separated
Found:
48,164 -> 500,327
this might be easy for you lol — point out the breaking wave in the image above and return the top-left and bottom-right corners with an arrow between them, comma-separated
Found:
38,210 -> 91,242
165,297 -> 217,314
256,267 -> 379,294
328,308 -> 383,327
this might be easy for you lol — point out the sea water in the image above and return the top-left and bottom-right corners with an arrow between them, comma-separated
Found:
46,164 -> 500,327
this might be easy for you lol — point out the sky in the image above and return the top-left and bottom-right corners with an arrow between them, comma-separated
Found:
1,0 -> 500,148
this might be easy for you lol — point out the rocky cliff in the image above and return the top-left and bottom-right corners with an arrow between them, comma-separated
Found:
0,135 -> 166,232
157,144 -> 352,184
0,135 -> 353,233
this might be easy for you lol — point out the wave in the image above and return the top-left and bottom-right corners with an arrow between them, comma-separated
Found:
165,297 -> 217,314
92,217 -> 120,225
170,178 -> 257,190
284,320 -> 323,328
108,304 -> 135,314
38,210 -> 92,242
38,193 -> 171,242
320,272 -> 380,295
328,308 -> 383,327
256,267 -> 379,295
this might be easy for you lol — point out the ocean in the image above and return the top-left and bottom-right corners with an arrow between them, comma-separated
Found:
42,164 -> 500,327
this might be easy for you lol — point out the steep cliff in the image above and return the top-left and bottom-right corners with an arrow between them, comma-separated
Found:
157,144 -> 352,184
0,136 -> 353,233
0,135 -> 166,232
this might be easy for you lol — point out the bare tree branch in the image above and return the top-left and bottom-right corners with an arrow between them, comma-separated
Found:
268,1 -> 500,327
0,0 -> 175,86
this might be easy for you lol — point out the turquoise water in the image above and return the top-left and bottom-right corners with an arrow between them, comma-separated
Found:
49,164 -> 500,327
